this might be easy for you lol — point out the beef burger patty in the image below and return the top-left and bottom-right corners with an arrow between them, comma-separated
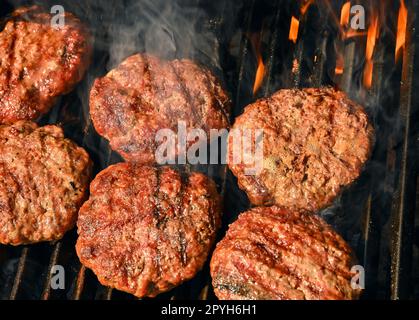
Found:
0,121 -> 92,245
90,53 -> 231,164
76,163 -> 222,298
227,87 -> 374,212
210,206 -> 361,300
0,6 -> 92,123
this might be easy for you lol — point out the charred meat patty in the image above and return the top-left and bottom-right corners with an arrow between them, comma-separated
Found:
210,206 -> 361,300
76,163 -> 222,298
0,6 -> 92,123
90,53 -> 231,164
0,121 -> 92,245
227,87 -> 374,212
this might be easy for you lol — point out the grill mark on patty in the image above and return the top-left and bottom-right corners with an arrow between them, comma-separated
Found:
183,175 -> 205,247
178,230 -> 187,267
27,145 -> 42,217
205,177 -> 218,233
154,167 -> 165,228
153,166 -> 163,279
38,131 -> 56,221
239,215 -> 352,280
178,168 -> 188,266
229,237 -> 333,299
141,55 -> 158,152
170,61 -> 200,130
202,69 -> 230,123
213,276 -> 253,298
3,21 -> 17,94
5,168 -> 20,219
260,210 -> 353,261
211,207 -> 359,300
0,166 -> 14,214
141,54 -> 153,107
60,43 -> 68,65
153,58 -> 188,130
226,249 -> 297,299
226,244 -> 322,300
144,55 -> 162,115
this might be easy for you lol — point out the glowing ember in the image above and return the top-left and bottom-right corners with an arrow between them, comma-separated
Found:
335,54 -> 344,75
340,1 -> 351,26
395,0 -> 407,62
292,58 -> 299,74
289,16 -> 300,44
335,66 -> 344,75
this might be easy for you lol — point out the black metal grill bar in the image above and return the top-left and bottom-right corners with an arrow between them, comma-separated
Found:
340,42 -> 356,92
104,287 -> 113,300
311,30 -> 328,88
360,42 -> 385,299
290,13 -> 309,87
232,0 -> 256,114
263,3 -> 282,96
390,0 -> 418,300
73,265 -> 86,300
199,284 -> 210,300
9,247 -> 28,300
41,242 -> 62,300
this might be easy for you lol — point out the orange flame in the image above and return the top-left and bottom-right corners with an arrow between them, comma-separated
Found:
365,15 -> 379,61
253,54 -> 265,95
340,1 -> 351,26
363,60 -> 374,89
248,32 -> 266,95
344,30 -> 367,39
300,0 -> 315,15
395,0 -> 407,62
335,67 -> 344,75
289,16 -> 300,44
363,15 -> 379,88
335,1 -> 350,75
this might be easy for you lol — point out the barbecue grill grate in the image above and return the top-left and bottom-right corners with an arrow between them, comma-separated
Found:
0,0 -> 418,300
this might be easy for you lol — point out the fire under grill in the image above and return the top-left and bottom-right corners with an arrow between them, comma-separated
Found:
0,0 -> 418,300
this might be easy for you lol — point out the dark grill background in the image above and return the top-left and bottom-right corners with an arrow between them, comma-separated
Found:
0,0 -> 418,300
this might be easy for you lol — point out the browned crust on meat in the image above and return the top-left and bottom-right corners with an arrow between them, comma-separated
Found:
210,206 -> 361,300
76,163 -> 222,298
227,87 -> 374,211
0,121 -> 92,245
89,53 -> 231,164
0,6 -> 92,123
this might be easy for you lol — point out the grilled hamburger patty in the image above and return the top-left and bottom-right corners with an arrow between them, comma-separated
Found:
227,87 -> 374,211
210,206 -> 361,300
76,164 -> 222,298
90,53 -> 231,164
0,121 -> 92,245
0,6 -> 92,123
